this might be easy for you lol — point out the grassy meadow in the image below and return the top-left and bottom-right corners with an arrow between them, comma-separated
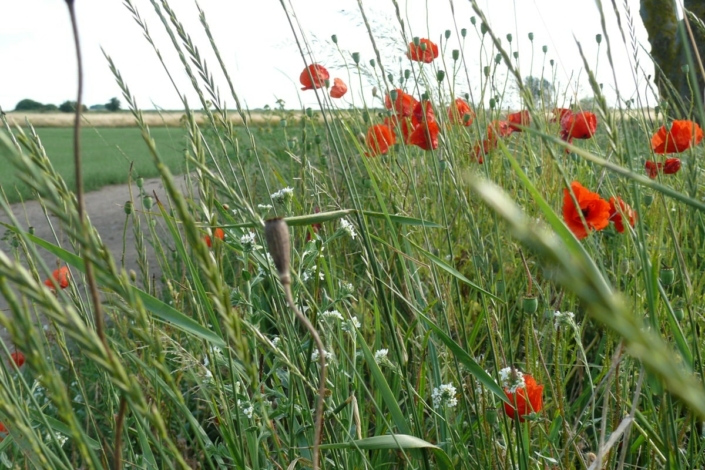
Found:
2,1 -> 705,469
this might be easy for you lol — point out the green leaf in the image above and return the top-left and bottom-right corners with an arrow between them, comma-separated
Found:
320,434 -> 452,469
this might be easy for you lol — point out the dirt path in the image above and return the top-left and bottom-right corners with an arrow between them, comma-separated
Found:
0,174 -> 195,346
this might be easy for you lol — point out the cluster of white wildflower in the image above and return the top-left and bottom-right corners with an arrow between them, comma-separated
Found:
311,349 -> 333,362
553,310 -> 576,330
302,266 -> 325,282
257,203 -> 273,211
238,400 -> 255,419
271,336 -> 281,348
240,231 -> 257,251
45,432 -> 68,448
374,349 -> 389,364
342,316 -> 361,333
432,383 -> 458,409
320,309 -> 344,321
271,187 -> 294,204
499,367 -> 525,393
340,281 -> 355,295
339,218 -> 357,239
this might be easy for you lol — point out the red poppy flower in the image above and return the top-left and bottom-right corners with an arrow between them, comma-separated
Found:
561,111 -> 597,140
10,352 -> 25,368
487,120 -> 513,144
609,197 -> 637,233
385,89 -> 418,118
306,207 -> 322,242
663,157 -> 681,174
645,160 -> 660,179
562,181 -> 611,240
330,78 -> 348,98
552,108 -> 572,123
300,64 -> 330,91
508,110 -> 530,132
44,266 -> 70,290
412,100 -> 436,127
448,98 -> 475,126
408,121 -> 440,151
384,115 -> 414,143
366,124 -> 396,156
407,38 -> 439,63
0,422 -> 7,441
205,228 -> 225,248
472,139 -> 493,163
652,120 -> 703,154
504,374 -> 544,422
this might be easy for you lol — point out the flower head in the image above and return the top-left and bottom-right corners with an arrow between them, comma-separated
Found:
10,352 -> 25,368
330,78 -> 348,98
487,120 -> 513,144
45,266 -> 70,290
645,157 -> 682,178
339,218 -> 357,239
374,349 -> 389,364
562,181 -> 611,240
366,124 -> 396,156
385,89 -> 418,118
407,38 -> 439,63
448,98 -> 474,126
271,187 -> 294,204
561,111 -> 597,140
384,115 -> 413,144
609,197 -> 637,234
240,231 -> 256,251
507,110 -> 530,132
409,121 -> 440,151
503,374 -> 543,422
300,64 -> 330,91
432,383 -> 458,408
498,367 -> 525,393
412,100 -> 436,127
651,120 -> 703,154
663,157 -> 681,174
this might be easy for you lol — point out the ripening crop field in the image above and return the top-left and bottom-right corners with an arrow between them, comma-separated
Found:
1,1 -> 705,470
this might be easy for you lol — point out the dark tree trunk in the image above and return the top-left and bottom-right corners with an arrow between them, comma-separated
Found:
640,0 -> 705,114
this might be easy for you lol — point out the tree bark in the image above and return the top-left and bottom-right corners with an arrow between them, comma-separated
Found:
640,0 -> 705,113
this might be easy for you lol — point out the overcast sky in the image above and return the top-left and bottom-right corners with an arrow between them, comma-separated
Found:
1,0 -> 658,112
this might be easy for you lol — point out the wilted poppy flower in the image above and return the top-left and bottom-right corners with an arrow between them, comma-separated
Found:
448,98 -> 475,126
407,38 -> 439,63
508,110 -> 530,132
10,352 -> 24,368
609,197 -> 637,233
562,181 -> 611,240
409,121 -> 440,151
330,78 -> 348,98
385,89 -> 418,118
504,374 -> 543,422
366,124 -> 396,156
412,100 -> 436,127
300,64 -> 330,91
384,115 -> 414,144
561,111 -> 597,141
44,266 -> 70,290
205,228 -> 225,248
645,160 -> 660,179
552,108 -> 572,123
652,120 -> 703,154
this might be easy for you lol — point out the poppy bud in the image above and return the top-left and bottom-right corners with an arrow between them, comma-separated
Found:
643,193 -> 653,206
528,32 -> 534,41
324,79 -> 330,88
387,73 -> 394,84
535,165 -> 542,175
484,66 -> 490,77
351,52 -> 360,64
420,42 -> 427,51
362,110 -> 370,123
28,226 -> 34,235
280,119 -> 287,127
461,28 -> 467,37
463,113 -> 472,124
480,23 -> 488,35
452,49 -> 460,61
142,196 -> 153,209
389,89 -> 399,103
542,45 -> 548,53
522,296 -> 538,314
596,34 -> 602,44
489,97 -> 496,108
265,218 -> 291,286
674,307 -> 684,321
659,267 -> 675,286
404,69 -> 411,80
436,70 -> 445,82
369,58 -> 376,67
305,107 -> 313,118
495,279 -> 505,294
485,409 -> 498,425
445,30 -> 451,39
331,34 -> 338,44
421,91 -> 429,101
413,36 -> 420,46
495,54 -> 502,64
371,87 -> 378,97
470,16 -> 476,25
464,93 -> 470,101
506,33 -> 513,43
682,64 -> 689,73
129,269 -> 137,282
550,59 -> 555,67
513,51 -> 519,59
136,177 -> 144,189
314,134 -> 322,145
124,200 -> 133,215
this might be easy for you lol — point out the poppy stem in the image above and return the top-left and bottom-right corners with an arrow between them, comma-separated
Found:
518,249 -> 533,296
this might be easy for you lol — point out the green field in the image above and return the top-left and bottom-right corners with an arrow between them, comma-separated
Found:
0,127 -> 188,203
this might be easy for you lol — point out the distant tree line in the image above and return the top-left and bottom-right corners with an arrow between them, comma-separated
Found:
13,97 -> 121,113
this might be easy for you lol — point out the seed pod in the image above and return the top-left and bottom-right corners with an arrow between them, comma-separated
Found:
352,52 -> 360,64
659,267 -> 674,286
142,196 -> 153,209
124,201 -> 133,215
265,218 -> 291,285
522,296 -> 538,314
136,177 -> 144,189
